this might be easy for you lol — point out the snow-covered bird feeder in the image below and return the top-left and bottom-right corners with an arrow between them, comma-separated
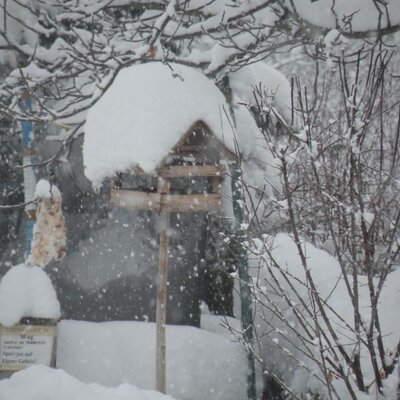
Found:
83,62 -> 238,393
109,119 -> 235,212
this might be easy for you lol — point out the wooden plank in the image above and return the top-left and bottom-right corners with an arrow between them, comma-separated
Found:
210,176 -> 221,194
161,193 -> 222,212
111,189 -> 222,212
177,145 -> 206,152
158,165 -> 225,178
156,177 -> 170,394
110,188 -> 161,211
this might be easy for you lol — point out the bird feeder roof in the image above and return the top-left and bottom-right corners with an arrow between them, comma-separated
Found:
83,62 -> 236,188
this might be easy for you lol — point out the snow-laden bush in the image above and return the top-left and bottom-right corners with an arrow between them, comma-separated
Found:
233,50 -> 400,399
248,233 -> 400,400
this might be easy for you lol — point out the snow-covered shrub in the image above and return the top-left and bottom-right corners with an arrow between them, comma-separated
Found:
237,51 -> 400,399
248,234 -> 400,400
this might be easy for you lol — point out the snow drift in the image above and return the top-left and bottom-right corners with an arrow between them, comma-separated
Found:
0,365 -> 176,400
57,320 -> 248,400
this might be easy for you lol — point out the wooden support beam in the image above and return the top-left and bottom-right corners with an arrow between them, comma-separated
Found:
161,193 -> 221,212
177,145 -> 206,152
209,176 -> 221,194
110,189 -> 161,211
110,189 -> 222,212
158,165 -> 224,178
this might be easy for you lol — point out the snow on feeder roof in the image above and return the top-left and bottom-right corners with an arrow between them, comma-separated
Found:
83,62 -> 236,187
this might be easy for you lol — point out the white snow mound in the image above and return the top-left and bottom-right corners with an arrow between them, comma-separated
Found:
0,264 -> 60,326
57,320 -> 248,400
287,0 -> 400,32
249,233 -> 400,398
229,62 -> 291,121
34,179 -> 61,199
0,365 -> 176,400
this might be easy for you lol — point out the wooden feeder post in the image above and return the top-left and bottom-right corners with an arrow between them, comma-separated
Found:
156,177 -> 170,393
108,121 -> 234,395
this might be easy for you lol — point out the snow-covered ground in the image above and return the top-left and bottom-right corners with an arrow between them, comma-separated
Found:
0,365 -> 176,400
0,318 -> 249,400
57,319 -> 248,400
0,262 -> 249,400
